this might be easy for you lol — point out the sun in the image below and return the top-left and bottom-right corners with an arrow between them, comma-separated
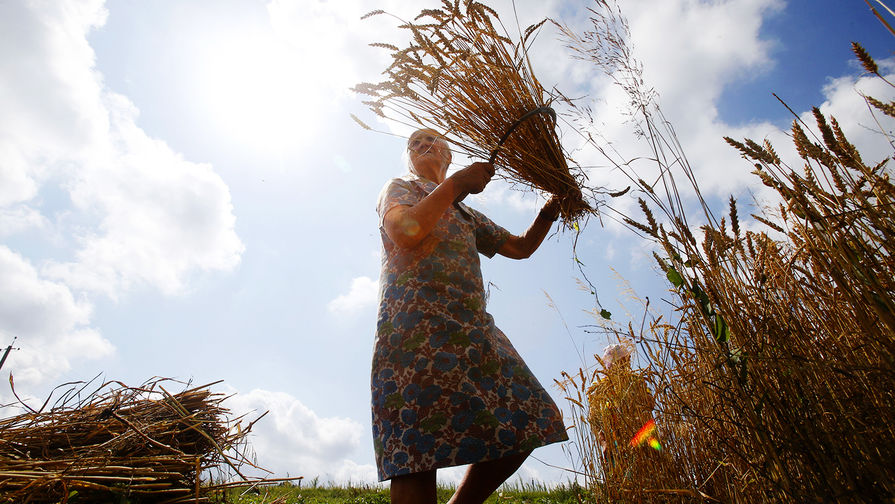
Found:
192,29 -> 318,154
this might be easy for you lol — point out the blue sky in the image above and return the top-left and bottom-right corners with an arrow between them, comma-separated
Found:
718,0 -> 892,122
1,0 -> 893,487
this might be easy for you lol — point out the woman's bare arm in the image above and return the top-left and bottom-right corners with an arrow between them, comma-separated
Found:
498,197 -> 560,260
383,163 -> 494,249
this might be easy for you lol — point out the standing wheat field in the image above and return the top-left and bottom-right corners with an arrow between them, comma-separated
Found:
557,0 -> 895,502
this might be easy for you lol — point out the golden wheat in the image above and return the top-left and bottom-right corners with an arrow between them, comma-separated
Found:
354,1 -> 594,223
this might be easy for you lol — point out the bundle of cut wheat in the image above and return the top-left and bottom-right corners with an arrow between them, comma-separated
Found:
0,377 -> 279,503
353,0 -> 593,224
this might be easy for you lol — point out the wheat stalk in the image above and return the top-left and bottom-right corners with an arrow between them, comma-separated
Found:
354,1 -> 595,224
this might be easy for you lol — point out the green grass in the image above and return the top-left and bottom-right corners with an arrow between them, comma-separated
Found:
213,480 -> 587,504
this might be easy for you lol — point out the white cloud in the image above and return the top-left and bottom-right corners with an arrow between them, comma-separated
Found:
706,67 -> 895,213
604,241 -> 616,261
180,0 -> 417,156
0,0 -> 245,387
0,144 -> 39,208
43,92 -> 244,298
0,206 -> 47,237
626,0 -> 783,123
0,0 -> 243,302
0,246 -> 113,387
0,0 -> 108,208
560,0 -> 783,196
814,67 -> 895,164
460,181 -> 546,222
224,388 -> 378,484
328,276 -> 379,316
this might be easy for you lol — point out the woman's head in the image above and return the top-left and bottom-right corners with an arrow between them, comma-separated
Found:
602,340 -> 634,369
406,128 -> 452,182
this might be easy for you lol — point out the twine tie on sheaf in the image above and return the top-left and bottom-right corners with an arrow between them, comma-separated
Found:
453,105 -> 557,216
489,106 -> 557,164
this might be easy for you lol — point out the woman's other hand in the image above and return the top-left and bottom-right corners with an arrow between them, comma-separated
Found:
449,162 -> 495,196
497,194 -> 560,260
540,196 -> 561,222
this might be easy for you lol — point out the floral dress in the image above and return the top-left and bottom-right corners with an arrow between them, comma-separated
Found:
371,174 -> 568,481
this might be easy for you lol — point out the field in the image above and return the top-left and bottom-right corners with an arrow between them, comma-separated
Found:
1,1 -> 892,503
215,480 -> 587,504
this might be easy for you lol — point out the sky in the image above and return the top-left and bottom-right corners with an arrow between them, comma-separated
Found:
1,0 -> 893,488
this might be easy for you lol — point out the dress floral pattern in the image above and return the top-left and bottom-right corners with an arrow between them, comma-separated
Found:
371,174 -> 568,481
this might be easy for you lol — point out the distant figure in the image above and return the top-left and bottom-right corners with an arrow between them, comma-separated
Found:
587,340 -> 655,477
371,128 -> 568,504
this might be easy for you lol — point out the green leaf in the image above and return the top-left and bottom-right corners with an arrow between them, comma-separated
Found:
690,283 -> 712,313
573,221 -> 580,232
698,292 -> 710,311
666,267 -> 684,288
713,315 -> 730,344
689,282 -> 701,298
600,309 -> 612,320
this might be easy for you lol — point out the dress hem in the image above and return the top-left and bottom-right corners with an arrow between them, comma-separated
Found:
376,431 -> 569,482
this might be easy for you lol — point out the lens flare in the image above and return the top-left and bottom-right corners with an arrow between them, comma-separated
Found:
630,419 -> 662,451
629,419 -> 656,447
400,217 -> 421,237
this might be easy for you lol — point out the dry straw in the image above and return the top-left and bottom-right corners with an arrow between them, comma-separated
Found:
0,377 -> 288,503
353,0 -> 594,224
557,0 -> 895,502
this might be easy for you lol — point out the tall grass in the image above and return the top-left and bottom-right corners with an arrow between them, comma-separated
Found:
558,1 -> 895,502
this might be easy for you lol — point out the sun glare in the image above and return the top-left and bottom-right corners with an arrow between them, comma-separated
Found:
194,30 -> 317,154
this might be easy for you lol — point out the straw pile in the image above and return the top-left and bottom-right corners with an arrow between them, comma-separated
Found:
353,0 -> 593,223
0,378 -> 267,503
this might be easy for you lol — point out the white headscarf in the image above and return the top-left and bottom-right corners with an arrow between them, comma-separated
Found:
601,339 -> 634,369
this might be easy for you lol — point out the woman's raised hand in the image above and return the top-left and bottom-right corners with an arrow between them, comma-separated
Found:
449,162 -> 495,196
540,195 -> 561,221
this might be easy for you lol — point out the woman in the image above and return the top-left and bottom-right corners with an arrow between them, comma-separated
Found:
587,340 -> 656,485
372,128 -> 568,503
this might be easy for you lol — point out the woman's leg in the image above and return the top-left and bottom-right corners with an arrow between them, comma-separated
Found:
447,450 -> 532,504
390,469 -> 437,504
